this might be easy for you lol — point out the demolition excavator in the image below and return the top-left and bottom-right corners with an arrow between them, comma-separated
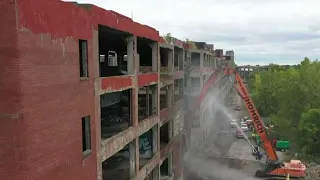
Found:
194,66 -> 306,179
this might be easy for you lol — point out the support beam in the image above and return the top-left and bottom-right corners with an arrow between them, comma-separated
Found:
200,52 -> 204,68
129,141 -> 137,177
150,42 -> 158,72
168,50 -> 174,74
167,85 -> 173,108
129,35 -> 139,175
146,86 -> 150,116
168,153 -> 173,177
93,29 -> 103,180
127,36 -> 136,75
152,165 -> 160,180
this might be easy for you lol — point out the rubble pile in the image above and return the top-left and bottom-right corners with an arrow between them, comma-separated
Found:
306,163 -> 320,180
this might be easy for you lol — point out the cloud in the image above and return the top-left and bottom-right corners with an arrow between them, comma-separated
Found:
69,0 -> 320,65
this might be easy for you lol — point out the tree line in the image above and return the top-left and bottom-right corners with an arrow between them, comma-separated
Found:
248,58 -> 320,159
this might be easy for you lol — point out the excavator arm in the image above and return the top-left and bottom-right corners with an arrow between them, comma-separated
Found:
223,67 -> 278,160
194,67 -> 304,179
232,69 -> 278,161
195,70 -> 220,108
197,67 -> 278,161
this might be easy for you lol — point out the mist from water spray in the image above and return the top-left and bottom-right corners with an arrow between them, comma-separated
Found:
205,82 -> 257,150
184,82 -> 258,180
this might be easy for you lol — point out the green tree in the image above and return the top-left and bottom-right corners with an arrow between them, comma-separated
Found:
185,38 -> 196,49
249,58 -> 320,155
298,109 -> 320,155
162,33 -> 172,43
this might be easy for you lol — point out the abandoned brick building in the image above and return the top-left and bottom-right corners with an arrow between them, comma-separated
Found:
0,1 -> 234,180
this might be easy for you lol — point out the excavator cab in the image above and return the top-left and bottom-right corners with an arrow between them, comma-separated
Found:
255,159 -> 306,178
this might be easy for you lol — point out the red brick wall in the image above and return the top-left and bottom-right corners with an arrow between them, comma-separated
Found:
0,1 -> 22,180
1,0 -> 161,179
15,30 -> 97,180
0,1 -> 97,180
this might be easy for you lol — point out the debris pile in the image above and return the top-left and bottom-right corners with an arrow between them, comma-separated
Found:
306,163 -> 320,180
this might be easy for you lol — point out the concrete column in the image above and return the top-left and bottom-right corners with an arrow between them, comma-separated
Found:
179,49 -> 183,70
166,86 -> 170,108
156,43 -> 161,167
151,85 -> 158,115
146,86 -> 150,116
152,124 -> 160,179
133,105 -> 140,174
180,80 -> 184,101
168,120 -> 173,140
128,35 -> 139,174
152,125 -> 158,155
127,36 -> 135,75
181,49 -> 184,71
168,153 -> 173,176
168,50 -> 174,75
130,35 -> 138,127
152,165 -> 160,180
129,141 -> 137,177
93,30 -> 103,180
200,52 -> 204,68
167,85 -> 173,107
151,42 -> 158,72
157,43 -> 161,114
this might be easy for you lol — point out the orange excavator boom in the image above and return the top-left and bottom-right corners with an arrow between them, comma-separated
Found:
222,67 -> 278,160
233,70 -> 278,160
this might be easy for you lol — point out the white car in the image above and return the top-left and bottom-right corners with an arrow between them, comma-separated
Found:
241,123 -> 249,132
230,119 -> 237,128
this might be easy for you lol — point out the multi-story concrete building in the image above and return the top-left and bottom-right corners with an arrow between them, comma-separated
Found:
183,42 -> 216,147
236,65 -> 268,82
0,1 -> 235,180
225,50 -> 235,62
183,45 -> 236,149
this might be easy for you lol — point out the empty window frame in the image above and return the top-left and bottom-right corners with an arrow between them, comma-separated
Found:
79,39 -> 89,77
82,116 -> 91,154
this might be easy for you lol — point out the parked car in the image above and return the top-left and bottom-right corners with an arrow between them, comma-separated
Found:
230,119 -> 237,128
240,123 -> 249,132
236,129 -> 244,138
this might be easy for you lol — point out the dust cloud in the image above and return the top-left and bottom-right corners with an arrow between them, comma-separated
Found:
184,83 -> 257,180
184,153 -> 258,180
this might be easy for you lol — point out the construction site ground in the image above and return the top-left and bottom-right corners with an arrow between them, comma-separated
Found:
184,95 -> 290,179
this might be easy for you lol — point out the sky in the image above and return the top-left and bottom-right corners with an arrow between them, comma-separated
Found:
69,0 -> 320,65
